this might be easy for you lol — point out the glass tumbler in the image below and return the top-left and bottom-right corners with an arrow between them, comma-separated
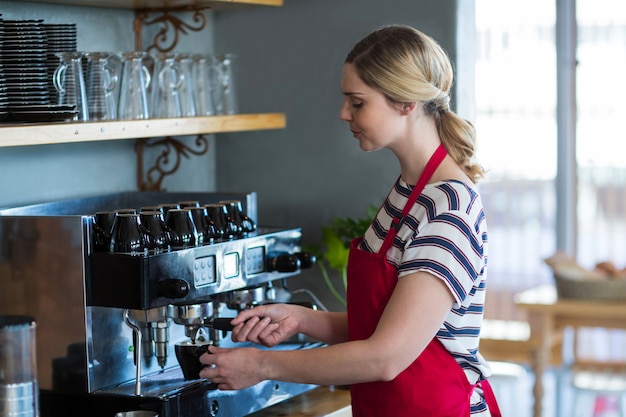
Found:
0,316 -> 38,417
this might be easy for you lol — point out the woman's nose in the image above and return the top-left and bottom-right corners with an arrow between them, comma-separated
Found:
339,102 -> 352,121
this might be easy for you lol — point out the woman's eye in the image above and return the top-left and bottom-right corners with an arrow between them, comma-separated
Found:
352,102 -> 363,109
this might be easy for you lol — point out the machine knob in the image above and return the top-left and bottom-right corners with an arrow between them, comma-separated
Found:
295,252 -> 316,269
158,279 -> 190,299
267,254 -> 300,273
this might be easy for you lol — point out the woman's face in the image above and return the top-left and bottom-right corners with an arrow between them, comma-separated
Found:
340,63 -> 406,152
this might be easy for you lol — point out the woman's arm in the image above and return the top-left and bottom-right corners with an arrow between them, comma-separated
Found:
203,271 -> 454,389
230,304 -> 350,346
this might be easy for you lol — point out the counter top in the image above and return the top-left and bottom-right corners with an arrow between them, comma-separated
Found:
247,386 -> 351,417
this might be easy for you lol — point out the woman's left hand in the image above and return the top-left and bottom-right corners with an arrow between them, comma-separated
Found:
198,345 -> 264,390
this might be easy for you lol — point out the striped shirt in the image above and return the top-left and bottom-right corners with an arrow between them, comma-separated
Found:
359,177 -> 493,415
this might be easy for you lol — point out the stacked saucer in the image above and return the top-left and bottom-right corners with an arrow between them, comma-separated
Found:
0,17 -> 8,121
43,23 -> 77,103
0,19 -> 77,122
1,19 -> 50,114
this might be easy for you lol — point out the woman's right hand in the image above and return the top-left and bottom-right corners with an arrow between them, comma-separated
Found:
230,303 -> 302,347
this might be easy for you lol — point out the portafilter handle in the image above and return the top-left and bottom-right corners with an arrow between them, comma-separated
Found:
203,317 -> 235,332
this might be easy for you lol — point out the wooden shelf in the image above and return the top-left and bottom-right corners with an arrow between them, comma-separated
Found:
0,113 -> 286,148
14,0 -> 282,10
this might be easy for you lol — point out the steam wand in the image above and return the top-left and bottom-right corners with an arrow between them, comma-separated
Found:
124,309 -> 143,396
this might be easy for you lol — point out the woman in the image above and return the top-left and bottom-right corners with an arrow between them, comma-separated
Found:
200,25 -> 501,416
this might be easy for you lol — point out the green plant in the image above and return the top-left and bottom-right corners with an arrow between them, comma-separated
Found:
306,206 -> 378,306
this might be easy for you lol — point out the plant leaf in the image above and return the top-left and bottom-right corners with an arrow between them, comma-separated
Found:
321,226 -> 350,272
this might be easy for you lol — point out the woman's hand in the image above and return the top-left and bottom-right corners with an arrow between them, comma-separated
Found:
230,303 -> 301,347
198,345 -> 264,390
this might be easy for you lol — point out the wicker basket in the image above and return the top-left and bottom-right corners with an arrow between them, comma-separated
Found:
554,272 -> 626,301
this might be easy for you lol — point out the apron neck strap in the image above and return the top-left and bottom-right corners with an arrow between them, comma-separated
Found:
383,144 -> 448,253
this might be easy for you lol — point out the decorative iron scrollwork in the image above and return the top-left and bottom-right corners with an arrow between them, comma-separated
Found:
136,136 -> 210,191
135,8 -> 209,53
134,7 -> 212,191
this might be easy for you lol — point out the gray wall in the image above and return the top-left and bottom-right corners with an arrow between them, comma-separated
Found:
0,0 -> 463,309
213,0 -> 461,309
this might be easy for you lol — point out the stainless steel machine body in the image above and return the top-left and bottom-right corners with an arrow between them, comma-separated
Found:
0,192 -> 319,417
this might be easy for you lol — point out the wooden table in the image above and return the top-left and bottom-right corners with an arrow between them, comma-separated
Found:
514,285 -> 626,417
247,386 -> 351,416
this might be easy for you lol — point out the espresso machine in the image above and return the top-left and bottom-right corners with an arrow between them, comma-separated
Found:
0,191 -> 320,417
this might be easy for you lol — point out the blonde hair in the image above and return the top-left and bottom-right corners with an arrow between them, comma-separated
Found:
345,25 -> 484,182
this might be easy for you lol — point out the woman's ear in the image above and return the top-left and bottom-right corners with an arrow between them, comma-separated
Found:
400,102 -> 417,115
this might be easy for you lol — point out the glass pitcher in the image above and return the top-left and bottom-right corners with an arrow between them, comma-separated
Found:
84,52 -> 118,121
176,53 -> 196,117
150,52 -> 183,119
53,51 -> 88,121
218,53 -> 238,115
118,51 -> 151,120
192,53 -> 218,116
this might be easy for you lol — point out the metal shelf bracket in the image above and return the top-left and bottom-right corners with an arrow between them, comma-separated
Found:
136,135 -> 210,191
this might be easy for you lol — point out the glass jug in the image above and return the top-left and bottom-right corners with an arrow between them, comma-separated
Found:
84,52 -> 118,121
218,53 -> 238,115
150,52 -> 183,119
53,51 -> 88,121
192,53 -> 218,116
0,316 -> 38,417
118,51 -> 151,120
176,53 -> 196,117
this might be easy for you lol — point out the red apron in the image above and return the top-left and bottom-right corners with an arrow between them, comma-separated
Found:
346,144 -> 501,417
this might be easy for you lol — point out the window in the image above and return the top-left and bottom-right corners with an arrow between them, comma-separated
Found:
474,0 -> 626,320
475,0 -> 557,320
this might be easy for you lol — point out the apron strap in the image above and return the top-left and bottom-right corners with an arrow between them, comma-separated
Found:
477,379 -> 503,417
381,144 -> 447,254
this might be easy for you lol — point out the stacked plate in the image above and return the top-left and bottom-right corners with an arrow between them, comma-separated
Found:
0,16 -> 8,121
0,19 -> 77,122
43,23 -> 77,103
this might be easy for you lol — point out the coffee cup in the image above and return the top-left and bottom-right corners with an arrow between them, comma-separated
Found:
174,340 -> 213,380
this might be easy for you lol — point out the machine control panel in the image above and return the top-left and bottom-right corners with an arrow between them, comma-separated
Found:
193,255 -> 217,288
245,246 -> 265,275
